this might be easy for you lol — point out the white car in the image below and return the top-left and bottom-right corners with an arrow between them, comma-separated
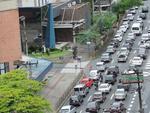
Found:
116,29 -> 124,36
114,34 -> 123,42
119,25 -> 128,33
130,57 -> 143,66
96,61 -> 106,72
89,70 -> 100,80
60,105 -> 76,113
141,33 -> 150,41
115,89 -> 127,100
122,21 -> 129,29
127,13 -> 134,21
98,83 -> 112,94
120,47 -> 129,56
128,33 -> 135,40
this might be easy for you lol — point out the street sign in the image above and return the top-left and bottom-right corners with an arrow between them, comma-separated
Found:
121,74 -> 144,84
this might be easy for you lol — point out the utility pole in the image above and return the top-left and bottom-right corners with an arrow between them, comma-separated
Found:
136,69 -> 144,113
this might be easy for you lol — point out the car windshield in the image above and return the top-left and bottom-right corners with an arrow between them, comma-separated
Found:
132,27 -> 139,30
99,84 -> 108,88
133,57 -> 140,60
87,102 -> 96,108
119,55 -> 125,58
116,90 -> 124,94
102,54 -> 109,58
112,102 -> 120,108
60,109 -> 69,113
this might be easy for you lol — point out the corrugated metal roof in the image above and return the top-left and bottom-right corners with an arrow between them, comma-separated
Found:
0,0 -> 18,11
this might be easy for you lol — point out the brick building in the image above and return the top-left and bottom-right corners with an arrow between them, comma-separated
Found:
0,0 -> 22,74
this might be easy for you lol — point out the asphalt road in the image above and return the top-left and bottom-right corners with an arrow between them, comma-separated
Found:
63,0 -> 150,113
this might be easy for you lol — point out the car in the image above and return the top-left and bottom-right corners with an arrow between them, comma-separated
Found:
129,8 -> 136,14
142,6 -> 149,13
89,70 -> 101,81
86,101 -> 100,113
106,65 -> 119,77
74,84 -> 89,97
119,47 -> 130,55
128,32 -> 135,40
120,25 -> 128,33
104,74 -> 117,85
69,95 -> 83,106
145,41 -> 150,48
96,61 -> 106,72
122,21 -> 129,29
139,13 -> 147,19
109,40 -> 120,48
80,76 -> 94,88
137,48 -> 147,59
92,91 -> 106,103
125,38 -> 134,46
118,54 -> 128,62
60,105 -> 77,113
114,34 -> 123,42
101,53 -> 112,62
116,29 -> 124,36
148,27 -> 150,34
117,82 -> 131,91
130,56 -> 143,66
115,88 -> 127,100
136,17 -> 144,28
127,13 -> 134,21
98,83 -> 112,94
122,43 -> 132,51
104,102 -> 126,113
106,45 -> 116,54
141,33 -> 150,41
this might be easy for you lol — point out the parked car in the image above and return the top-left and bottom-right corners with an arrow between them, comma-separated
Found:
120,47 -> 130,55
104,74 -> 117,85
127,13 -> 134,21
130,56 -> 143,66
127,32 -> 135,40
119,25 -> 128,33
96,61 -> 106,72
109,40 -> 120,48
104,102 -> 126,113
129,7 -> 136,14
142,6 -> 149,13
125,38 -> 134,46
98,83 -> 112,94
92,91 -> 106,103
115,88 -> 127,100
86,101 -> 100,113
69,95 -> 83,106
122,21 -> 129,29
60,105 -> 77,113
80,76 -> 94,88
106,46 -> 116,54
118,54 -> 128,62
139,13 -> 147,19
89,70 -> 101,81
122,43 -> 132,51
101,53 -> 112,62
141,33 -> 150,42
137,48 -> 147,59
74,84 -> 89,97
114,34 -> 123,42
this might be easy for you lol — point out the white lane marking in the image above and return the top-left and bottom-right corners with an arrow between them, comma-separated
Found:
110,94 -> 114,100
79,110 -> 83,113
133,94 -> 136,97
131,100 -> 134,104
143,71 -> 150,77
132,97 -> 135,101
111,59 -> 114,63
117,51 -> 119,55
88,95 -> 92,102
134,50 -> 136,54
129,104 -> 133,108
129,59 -> 132,63
135,92 -> 138,94
127,112 -> 130,113
138,42 -> 141,45
128,108 -> 131,111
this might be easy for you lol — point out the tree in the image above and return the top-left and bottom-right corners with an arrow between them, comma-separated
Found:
0,69 -> 52,113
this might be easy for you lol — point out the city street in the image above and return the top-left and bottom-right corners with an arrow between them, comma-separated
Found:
61,0 -> 150,113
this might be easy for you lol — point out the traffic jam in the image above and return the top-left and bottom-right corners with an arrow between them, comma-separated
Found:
59,4 -> 150,113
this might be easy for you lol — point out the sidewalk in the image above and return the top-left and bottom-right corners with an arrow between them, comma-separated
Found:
41,44 -> 90,112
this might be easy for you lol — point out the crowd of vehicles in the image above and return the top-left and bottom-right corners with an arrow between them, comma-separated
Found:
59,5 -> 149,113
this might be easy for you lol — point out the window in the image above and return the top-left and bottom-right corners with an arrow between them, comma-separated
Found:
0,62 -> 9,74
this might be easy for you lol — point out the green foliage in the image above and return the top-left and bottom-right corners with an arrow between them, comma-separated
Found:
112,0 -> 142,14
0,70 -> 51,113
76,12 -> 117,44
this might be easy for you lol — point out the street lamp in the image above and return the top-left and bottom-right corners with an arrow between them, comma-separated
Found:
86,41 -> 91,58
19,16 -> 28,56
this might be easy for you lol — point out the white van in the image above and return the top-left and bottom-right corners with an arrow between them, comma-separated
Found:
74,84 -> 89,97
131,23 -> 142,35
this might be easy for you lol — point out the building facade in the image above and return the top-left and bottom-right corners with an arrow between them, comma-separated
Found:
0,0 -> 22,74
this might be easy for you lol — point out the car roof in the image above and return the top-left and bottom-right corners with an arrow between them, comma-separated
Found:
100,83 -> 109,86
74,84 -> 85,88
90,70 -> 98,73
116,88 -> 125,91
61,105 -> 71,109
94,91 -> 102,95
96,62 -> 104,65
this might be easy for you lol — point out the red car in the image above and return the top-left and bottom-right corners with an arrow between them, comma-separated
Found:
80,77 -> 94,88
